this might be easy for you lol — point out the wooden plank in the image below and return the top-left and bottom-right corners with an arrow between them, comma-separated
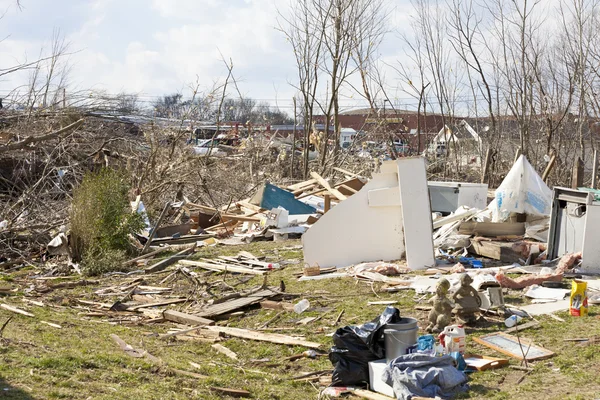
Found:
221,215 -> 261,223
128,298 -> 187,311
204,326 -> 321,348
122,247 -> 167,267
196,289 -> 278,318
144,244 -> 196,273
179,260 -> 265,275
142,201 -> 171,253
309,171 -> 347,201
459,221 -> 525,237
463,354 -> 509,371
260,300 -> 294,312
287,178 -> 318,191
210,387 -> 250,398
0,303 -> 34,317
338,184 -> 357,194
211,343 -> 238,360
150,234 -> 213,246
162,310 -> 214,326
159,326 -> 221,340
333,166 -> 360,178
469,239 -> 524,263
324,194 -> 331,213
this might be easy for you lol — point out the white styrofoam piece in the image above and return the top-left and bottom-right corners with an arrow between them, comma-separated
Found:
581,205 -> 600,272
397,158 -> 435,269
302,170 -> 405,268
368,360 -> 395,398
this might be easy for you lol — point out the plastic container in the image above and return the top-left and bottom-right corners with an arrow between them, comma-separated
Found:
439,325 -> 466,354
293,299 -> 310,314
504,315 -> 523,327
383,317 -> 419,361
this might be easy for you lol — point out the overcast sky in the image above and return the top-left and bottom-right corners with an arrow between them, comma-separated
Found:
0,0 -> 418,112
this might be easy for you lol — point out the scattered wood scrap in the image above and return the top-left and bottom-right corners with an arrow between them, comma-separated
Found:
211,343 -> 238,360
162,310 -> 214,326
0,303 -> 34,317
179,259 -> 265,275
196,288 -> 279,318
204,326 -> 321,348
210,387 -> 250,398
145,244 -> 196,273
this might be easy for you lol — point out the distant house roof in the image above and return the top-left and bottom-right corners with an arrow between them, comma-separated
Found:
434,120 -> 481,143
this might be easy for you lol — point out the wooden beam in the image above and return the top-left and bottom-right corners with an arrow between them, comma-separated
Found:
542,153 -> 556,183
128,298 -> 187,311
592,150 -> 598,189
333,166 -> 360,178
287,178 -> 318,191
162,310 -> 214,326
144,244 -> 196,273
482,147 -> 492,184
572,157 -> 584,189
309,171 -> 347,201
204,326 -> 322,348
324,195 -> 331,213
142,201 -> 171,253
179,260 -> 265,275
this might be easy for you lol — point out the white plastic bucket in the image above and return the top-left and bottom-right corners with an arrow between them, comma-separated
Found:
384,317 -> 419,362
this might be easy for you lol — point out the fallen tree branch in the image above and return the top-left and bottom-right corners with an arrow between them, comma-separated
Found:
0,118 -> 84,153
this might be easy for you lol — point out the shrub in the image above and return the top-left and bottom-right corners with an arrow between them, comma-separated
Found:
70,169 -> 144,275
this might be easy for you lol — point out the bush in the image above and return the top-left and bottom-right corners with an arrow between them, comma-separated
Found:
70,169 -> 144,276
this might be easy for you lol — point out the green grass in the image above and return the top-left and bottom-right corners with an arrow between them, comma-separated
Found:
0,239 -> 599,399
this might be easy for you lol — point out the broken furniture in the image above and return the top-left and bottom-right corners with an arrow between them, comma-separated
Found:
547,187 -> 600,273
303,157 -> 435,270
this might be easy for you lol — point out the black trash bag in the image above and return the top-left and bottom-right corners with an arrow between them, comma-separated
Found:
329,306 -> 401,386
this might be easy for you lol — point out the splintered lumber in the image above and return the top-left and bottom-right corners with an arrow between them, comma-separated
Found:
211,343 -> 238,360
179,259 -> 265,275
128,298 -> 187,311
309,171 -> 347,201
160,325 -> 221,340
144,244 -> 196,273
110,334 -> 145,358
469,239 -> 524,263
459,221 -> 525,237
196,289 -> 279,318
204,326 -> 321,348
171,368 -> 208,379
210,387 -> 250,398
122,247 -> 166,267
49,279 -> 99,289
333,166 -> 360,178
0,303 -> 34,317
287,178 -> 318,191
162,310 -> 214,326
